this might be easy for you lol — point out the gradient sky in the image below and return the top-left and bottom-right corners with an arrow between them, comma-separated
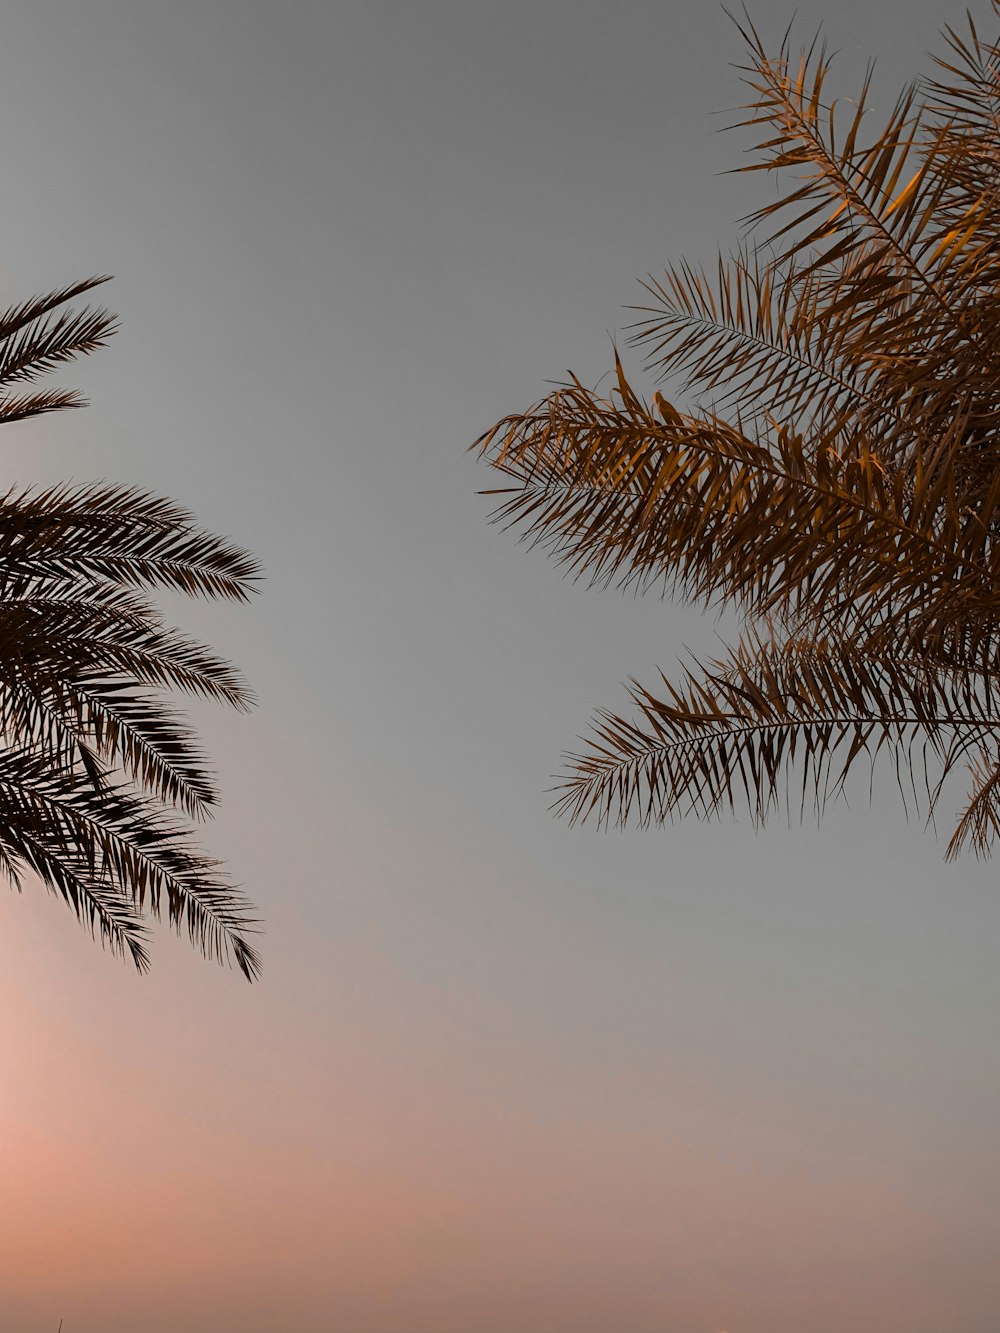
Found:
1,1 -> 999,1330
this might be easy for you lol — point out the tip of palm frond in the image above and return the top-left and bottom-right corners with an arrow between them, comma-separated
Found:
232,934 -> 263,982
0,389 -> 90,423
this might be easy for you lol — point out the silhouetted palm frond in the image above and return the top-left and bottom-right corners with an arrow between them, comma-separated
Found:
0,276 -> 116,422
0,277 -> 261,977
0,745 -> 259,977
473,3 -> 1000,859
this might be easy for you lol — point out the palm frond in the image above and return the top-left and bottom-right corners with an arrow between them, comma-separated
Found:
0,484 -> 261,601
0,810 -> 152,973
0,595 -> 254,708
555,632 -> 999,843
729,15 -> 931,287
0,276 -> 112,345
922,10 -> 1000,202
0,389 -> 90,424
476,359 -> 1000,643
0,275 -> 115,423
1,676 -> 217,818
0,747 -> 260,979
473,7 -> 1000,864
628,249 -> 882,424
0,587 -> 252,818
0,275 -> 263,976
946,744 -> 1000,859
727,7 -> 1000,383
0,301 -> 117,387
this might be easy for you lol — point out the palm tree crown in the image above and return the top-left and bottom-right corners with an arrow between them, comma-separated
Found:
0,275 -> 260,977
473,3 -> 1000,860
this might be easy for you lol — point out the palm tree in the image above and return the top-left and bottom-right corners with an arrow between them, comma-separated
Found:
472,4 -> 1000,859
0,276 -> 260,978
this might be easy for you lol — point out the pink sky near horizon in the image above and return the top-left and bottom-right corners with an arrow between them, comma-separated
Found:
0,914 -> 980,1333
3,752 -> 998,1332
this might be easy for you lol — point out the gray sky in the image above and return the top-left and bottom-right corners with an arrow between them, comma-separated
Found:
1,2 -> 999,1331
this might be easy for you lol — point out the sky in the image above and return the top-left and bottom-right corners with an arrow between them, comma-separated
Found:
0,1 -> 999,1330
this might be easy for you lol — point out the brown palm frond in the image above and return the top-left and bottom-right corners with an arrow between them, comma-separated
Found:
729,14 -> 935,302
946,743 -> 1000,860
554,632 -> 998,841
473,7 -> 1000,858
922,10 -> 1000,211
476,359 -> 1000,644
728,7 -> 1000,418
627,248 -> 887,425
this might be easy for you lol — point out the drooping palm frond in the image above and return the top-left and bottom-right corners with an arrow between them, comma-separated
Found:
0,277 -> 262,976
0,746 -> 259,978
0,483 -> 260,601
553,630 -> 1000,845
472,4 -> 1000,858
